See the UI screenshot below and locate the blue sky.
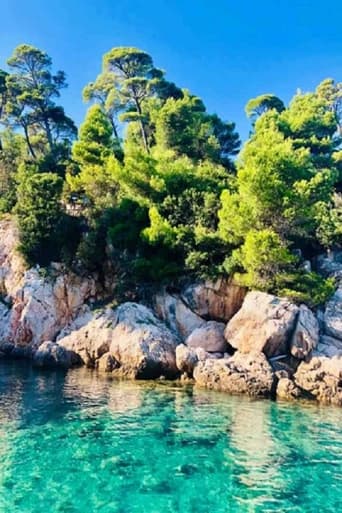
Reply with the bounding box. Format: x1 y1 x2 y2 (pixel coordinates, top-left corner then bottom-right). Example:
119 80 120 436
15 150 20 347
1 0 341 141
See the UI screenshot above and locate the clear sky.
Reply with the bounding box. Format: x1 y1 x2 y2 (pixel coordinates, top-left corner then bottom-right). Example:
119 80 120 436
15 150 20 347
1 0 341 141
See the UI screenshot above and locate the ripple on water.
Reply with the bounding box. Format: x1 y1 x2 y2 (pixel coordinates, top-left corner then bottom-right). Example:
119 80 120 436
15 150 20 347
0 360 341 513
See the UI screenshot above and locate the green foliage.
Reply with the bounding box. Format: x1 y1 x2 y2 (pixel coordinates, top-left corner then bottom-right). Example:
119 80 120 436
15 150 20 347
245 94 285 123
5 44 76 163
1 43 339 307
276 272 335 308
223 229 296 290
66 105 118 213
15 172 64 265
153 91 239 167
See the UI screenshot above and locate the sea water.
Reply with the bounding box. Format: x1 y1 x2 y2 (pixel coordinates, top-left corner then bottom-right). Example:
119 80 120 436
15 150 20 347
0 360 341 513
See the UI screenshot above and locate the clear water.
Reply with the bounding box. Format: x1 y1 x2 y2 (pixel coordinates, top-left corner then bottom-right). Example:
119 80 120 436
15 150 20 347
0 360 341 513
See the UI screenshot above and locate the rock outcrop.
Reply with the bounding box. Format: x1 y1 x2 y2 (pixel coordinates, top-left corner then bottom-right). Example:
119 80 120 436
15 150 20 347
185 321 228 353
225 291 299 357
194 351 276 397
33 341 78 369
276 378 303 400
153 291 204 339
180 278 246 322
58 308 116 366
59 303 180 379
109 303 180 379
176 344 198 376
294 356 342 406
154 278 246 339
290 305 319 360
0 218 98 352
0 217 26 297
1 268 96 350
324 288 342 341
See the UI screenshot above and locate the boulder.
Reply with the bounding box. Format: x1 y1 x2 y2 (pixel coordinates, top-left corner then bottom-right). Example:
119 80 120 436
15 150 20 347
96 352 118 372
294 356 342 406
154 278 246 340
290 305 319 360
225 291 299 357
276 378 302 400
185 321 228 353
109 303 180 379
324 288 342 341
32 341 77 369
59 303 180 379
176 344 198 376
194 351 276 397
58 308 117 366
154 291 205 339
181 277 246 322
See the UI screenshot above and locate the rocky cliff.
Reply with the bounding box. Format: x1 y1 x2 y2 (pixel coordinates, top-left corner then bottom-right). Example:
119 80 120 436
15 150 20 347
0 217 341 406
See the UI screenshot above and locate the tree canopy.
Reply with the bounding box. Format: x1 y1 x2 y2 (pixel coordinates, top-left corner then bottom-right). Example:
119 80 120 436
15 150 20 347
0 43 340 306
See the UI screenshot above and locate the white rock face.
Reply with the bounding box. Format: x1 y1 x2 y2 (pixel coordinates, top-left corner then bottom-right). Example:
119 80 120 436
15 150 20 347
3 268 96 350
0 217 97 351
225 291 299 357
185 321 228 353
59 303 180 379
290 305 319 360
0 217 26 297
154 278 246 340
154 291 205 339
58 308 117 366
181 278 246 322
324 288 342 341
109 303 180 379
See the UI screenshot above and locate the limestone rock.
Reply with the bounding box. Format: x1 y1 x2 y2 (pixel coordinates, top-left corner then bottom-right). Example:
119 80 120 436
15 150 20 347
59 303 180 379
181 277 246 322
96 352 118 372
324 288 342 341
58 308 117 366
290 305 319 360
225 291 299 357
154 291 205 339
194 351 276 397
0 217 26 298
185 321 228 353
109 303 180 379
276 378 302 400
294 356 342 406
32 341 77 369
176 344 198 376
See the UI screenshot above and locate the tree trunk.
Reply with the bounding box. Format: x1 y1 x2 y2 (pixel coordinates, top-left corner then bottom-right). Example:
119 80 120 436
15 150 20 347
134 99 149 152
23 124 36 159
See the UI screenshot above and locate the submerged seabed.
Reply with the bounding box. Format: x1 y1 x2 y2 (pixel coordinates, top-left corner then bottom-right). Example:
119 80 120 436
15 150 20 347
0 360 341 513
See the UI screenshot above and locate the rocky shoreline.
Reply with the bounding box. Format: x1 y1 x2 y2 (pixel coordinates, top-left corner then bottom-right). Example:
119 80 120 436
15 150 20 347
1 218 341 406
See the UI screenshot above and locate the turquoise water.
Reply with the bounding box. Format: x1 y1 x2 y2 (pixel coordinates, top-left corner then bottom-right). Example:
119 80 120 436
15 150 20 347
0 361 341 513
